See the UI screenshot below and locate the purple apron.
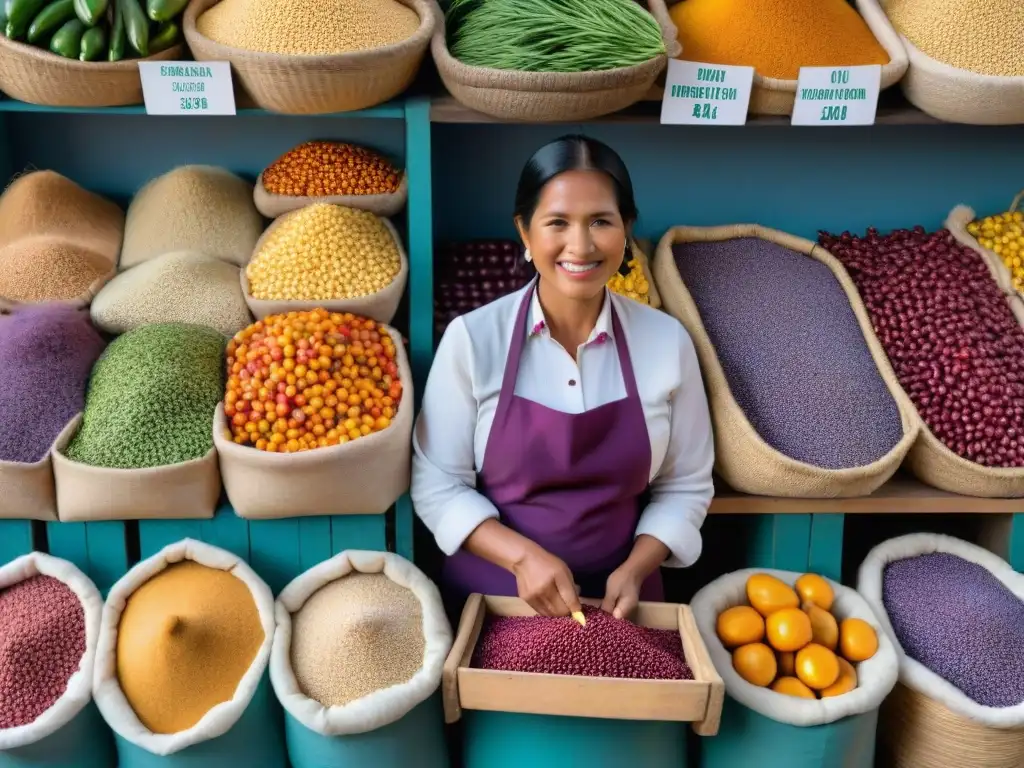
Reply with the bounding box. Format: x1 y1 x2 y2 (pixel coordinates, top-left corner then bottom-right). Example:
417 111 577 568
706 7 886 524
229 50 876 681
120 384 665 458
443 283 664 604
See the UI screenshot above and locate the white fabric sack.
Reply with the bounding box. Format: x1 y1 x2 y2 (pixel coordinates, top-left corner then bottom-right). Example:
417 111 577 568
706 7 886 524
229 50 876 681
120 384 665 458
0 552 104 750
857 533 1024 729
691 567 899 727
270 550 452 736
92 538 276 756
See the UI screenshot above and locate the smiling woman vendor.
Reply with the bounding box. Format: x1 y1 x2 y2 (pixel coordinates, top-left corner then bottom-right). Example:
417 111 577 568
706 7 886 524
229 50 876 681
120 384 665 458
412 136 715 621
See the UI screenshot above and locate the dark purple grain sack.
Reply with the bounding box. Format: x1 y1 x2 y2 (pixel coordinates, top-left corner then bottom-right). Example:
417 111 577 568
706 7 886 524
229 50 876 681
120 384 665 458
0 305 106 464
673 238 903 469
0 575 86 729
472 605 693 680
883 552 1024 708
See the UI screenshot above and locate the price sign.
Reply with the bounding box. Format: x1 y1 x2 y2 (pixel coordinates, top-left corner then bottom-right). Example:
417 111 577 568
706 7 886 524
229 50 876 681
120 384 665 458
138 61 237 116
791 65 881 126
660 59 754 126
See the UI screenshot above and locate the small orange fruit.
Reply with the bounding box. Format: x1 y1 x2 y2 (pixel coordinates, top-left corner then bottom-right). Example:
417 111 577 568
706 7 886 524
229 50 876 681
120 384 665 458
804 602 839 651
746 573 800 617
839 618 879 662
766 608 812 652
777 651 796 677
771 676 816 699
716 605 765 648
795 573 834 611
732 643 777 687
821 658 858 698
795 643 841 690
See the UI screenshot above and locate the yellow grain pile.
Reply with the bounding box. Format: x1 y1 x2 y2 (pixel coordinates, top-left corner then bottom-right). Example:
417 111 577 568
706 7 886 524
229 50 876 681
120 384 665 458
884 0 1023 76
291 573 424 707
116 561 264 734
0 240 107 302
196 0 420 56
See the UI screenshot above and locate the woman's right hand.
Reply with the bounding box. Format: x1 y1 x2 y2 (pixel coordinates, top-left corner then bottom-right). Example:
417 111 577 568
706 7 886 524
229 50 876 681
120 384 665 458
511 543 582 618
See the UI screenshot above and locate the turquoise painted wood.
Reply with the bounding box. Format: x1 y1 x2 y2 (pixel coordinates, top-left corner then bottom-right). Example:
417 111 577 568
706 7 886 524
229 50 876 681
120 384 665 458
749 514 812 572
45 521 128 595
283 696 448 768
137 506 251 561
808 514 845 582
463 711 687 768
1009 514 1024 572
700 695 879 768
0 520 34 565
0 702 115 768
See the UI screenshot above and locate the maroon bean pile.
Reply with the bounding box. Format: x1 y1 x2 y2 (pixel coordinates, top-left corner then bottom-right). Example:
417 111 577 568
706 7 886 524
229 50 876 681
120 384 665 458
820 227 1024 468
673 237 904 469
472 605 693 680
0 575 86 729
883 551 1024 707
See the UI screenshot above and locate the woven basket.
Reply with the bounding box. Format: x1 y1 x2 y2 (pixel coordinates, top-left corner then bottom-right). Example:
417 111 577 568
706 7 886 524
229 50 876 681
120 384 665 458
433 0 680 122
653 224 920 498
254 171 408 219
184 0 434 114
0 36 184 107
946 199 1024 302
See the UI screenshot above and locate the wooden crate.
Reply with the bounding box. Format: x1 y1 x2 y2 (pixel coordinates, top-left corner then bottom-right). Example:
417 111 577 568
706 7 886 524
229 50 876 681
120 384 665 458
443 594 724 735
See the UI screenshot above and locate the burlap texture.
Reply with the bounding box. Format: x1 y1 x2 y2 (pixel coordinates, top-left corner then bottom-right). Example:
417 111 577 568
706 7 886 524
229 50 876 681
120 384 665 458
214 325 412 519
52 415 220 521
243 213 408 324
254 172 408 219
653 223 920 498
630 239 661 309
0 417 78 521
946 202 1024 302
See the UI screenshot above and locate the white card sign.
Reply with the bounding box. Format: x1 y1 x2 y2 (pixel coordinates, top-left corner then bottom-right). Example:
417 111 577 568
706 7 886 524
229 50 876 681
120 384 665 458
660 59 754 126
138 61 237 116
791 65 881 126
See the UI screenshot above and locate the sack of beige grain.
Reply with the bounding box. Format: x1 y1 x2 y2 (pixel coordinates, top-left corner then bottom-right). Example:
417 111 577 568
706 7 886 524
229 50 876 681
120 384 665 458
93 539 286 767
0 552 114 768
269 551 451 768
90 250 253 337
120 166 264 270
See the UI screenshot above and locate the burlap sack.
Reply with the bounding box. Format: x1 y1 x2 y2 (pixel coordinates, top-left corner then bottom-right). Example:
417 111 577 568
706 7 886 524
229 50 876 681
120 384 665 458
653 224 920 497
946 201 1024 301
52 415 220 522
214 325 413 519
243 213 408 325
629 239 661 309
0 417 78 521
254 172 408 219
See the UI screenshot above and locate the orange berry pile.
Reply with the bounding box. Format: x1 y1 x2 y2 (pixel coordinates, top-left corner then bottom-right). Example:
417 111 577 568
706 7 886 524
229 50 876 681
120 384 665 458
261 141 402 198
224 310 402 453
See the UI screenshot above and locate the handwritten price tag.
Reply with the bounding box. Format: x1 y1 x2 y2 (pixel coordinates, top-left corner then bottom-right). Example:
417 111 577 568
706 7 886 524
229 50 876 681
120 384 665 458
138 61 237 116
660 59 754 126
791 65 881 126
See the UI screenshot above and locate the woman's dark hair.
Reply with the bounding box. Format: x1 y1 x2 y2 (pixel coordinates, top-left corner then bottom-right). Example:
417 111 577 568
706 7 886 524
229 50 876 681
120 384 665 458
513 135 639 226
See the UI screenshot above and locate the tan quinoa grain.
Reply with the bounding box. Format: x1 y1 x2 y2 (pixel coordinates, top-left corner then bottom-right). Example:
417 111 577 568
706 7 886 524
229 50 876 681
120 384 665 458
196 0 420 56
0 239 107 302
291 573 424 707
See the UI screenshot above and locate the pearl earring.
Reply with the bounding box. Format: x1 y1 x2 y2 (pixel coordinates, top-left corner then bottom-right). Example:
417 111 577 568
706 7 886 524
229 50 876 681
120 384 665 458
524 248 532 263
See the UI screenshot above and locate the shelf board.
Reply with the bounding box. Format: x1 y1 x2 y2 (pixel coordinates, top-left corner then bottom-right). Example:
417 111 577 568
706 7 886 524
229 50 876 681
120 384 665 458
709 476 1022 515
0 98 406 119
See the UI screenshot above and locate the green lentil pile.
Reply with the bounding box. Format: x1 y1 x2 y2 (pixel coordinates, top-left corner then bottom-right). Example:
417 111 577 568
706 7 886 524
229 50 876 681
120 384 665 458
66 324 225 469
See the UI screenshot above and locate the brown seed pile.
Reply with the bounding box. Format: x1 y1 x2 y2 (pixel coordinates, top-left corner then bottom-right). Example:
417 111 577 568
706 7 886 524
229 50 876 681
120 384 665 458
0 239 107 302
263 142 402 198
0 575 86 729
473 605 693 680
291 573 425 707
197 0 420 56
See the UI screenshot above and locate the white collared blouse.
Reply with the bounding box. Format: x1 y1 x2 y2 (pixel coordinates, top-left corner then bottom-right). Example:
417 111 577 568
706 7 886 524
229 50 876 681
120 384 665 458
411 283 715 569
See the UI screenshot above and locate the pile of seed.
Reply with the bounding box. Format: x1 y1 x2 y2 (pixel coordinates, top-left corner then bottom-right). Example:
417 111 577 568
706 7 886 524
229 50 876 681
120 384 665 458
197 0 420 56
0 575 86 729
0 240 108 303
291 573 425 706
885 0 1023 77
473 605 692 680
91 250 252 337
673 238 904 469
0 306 106 464
121 166 263 270
883 552 1024 707
262 142 402 198
65 324 225 469
117 561 264 734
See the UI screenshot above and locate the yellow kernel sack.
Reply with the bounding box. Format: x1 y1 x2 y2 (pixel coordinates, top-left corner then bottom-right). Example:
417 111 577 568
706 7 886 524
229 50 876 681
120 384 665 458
946 199 1024 306
608 240 661 308
213 325 413 519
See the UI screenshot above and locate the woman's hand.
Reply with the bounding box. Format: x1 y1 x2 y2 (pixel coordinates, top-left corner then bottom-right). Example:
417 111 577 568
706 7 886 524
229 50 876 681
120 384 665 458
512 544 582 618
601 534 671 619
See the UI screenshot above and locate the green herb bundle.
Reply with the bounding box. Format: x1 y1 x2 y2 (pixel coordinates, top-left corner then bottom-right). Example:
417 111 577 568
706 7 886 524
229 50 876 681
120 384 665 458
446 0 666 73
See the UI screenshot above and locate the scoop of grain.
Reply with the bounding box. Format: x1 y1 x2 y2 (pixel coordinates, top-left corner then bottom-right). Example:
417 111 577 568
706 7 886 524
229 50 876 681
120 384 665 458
0 305 106 464
246 203 401 301
121 166 263 269
0 170 124 261
91 250 252 337
291 572 424 707
0 239 109 304
65 323 225 470
196 0 420 56
116 561 263 734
